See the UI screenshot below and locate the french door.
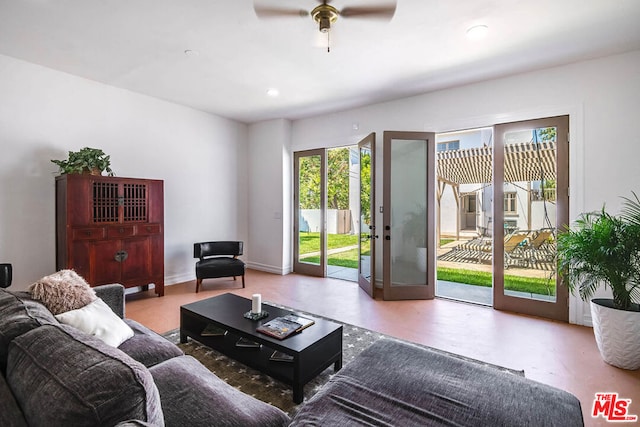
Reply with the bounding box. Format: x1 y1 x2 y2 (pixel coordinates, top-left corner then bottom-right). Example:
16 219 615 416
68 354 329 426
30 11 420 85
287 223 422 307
293 149 326 277
492 116 569 321
358 133 376 296
382 131 436 300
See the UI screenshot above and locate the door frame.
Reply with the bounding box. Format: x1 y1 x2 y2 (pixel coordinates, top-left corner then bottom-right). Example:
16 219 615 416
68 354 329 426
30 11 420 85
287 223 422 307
492 115 569 321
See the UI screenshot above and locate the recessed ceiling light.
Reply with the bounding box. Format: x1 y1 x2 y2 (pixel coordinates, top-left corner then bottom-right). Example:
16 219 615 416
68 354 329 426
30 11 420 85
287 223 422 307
184 49 200 57
466 24 489 40
266 88 280 97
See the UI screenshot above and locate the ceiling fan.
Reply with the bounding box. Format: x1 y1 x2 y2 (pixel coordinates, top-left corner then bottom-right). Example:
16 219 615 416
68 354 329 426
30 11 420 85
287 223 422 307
254 0 396 50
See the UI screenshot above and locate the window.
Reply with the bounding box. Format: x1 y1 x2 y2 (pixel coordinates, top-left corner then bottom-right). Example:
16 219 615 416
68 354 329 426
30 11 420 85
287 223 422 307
504 192 517 214
436 140 460 152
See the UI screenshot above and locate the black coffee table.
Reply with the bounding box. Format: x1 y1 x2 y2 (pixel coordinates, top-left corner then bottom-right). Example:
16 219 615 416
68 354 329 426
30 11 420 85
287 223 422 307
180 293 343 403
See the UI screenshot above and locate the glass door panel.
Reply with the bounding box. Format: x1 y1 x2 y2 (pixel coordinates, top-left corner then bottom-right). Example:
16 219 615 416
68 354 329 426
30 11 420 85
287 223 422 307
493 116 569 321
358 133 375 296
435 128 494 305
325 146 359 282
382 131 435 300
294 149 325 277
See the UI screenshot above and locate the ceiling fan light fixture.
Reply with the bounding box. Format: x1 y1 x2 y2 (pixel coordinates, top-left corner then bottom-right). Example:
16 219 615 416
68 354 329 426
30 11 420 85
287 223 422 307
311 4 339 33
319 17 331 33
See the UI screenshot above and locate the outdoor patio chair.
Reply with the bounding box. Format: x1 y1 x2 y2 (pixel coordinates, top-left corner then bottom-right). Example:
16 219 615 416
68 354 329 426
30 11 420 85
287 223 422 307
525 228 555 266
446 229 529 267
503 230 529 268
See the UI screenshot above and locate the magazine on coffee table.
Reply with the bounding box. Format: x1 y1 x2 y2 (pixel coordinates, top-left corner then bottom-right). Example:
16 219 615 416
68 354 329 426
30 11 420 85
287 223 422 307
257 314 315 340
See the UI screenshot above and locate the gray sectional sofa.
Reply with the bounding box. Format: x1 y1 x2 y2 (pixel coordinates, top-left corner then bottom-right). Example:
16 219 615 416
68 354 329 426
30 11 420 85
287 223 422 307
1 283 585 427
0 284 289 427
291 339 585 426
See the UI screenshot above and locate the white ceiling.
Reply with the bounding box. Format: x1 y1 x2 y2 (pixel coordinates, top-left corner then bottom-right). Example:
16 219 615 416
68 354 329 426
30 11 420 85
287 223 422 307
1 0 639 124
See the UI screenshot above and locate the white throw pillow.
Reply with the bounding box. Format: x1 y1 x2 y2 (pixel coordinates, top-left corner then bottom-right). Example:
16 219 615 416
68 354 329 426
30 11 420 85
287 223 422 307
55 298 134 347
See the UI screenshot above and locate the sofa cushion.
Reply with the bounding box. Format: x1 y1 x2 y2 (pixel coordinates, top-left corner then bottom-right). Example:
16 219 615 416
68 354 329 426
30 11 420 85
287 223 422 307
0 373 27 427
6 324 164 427
29 269 96 315
0 288 58 373
55 298 134 347
118 319 184 367
150 355 290 427
290 339 584 426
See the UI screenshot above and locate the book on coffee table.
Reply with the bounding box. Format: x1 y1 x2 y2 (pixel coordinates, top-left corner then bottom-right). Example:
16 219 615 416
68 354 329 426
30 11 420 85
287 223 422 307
269 350 294 363
235 337 261 348
257 314 315 340
200 324 227 336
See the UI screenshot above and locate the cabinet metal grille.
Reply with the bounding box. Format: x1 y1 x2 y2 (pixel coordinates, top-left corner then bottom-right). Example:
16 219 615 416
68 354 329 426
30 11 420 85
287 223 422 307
122 183 147 222
92 182 119 223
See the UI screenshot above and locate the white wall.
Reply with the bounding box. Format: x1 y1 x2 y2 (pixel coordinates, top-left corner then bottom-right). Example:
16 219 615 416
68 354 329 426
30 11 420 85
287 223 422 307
247 119 292 274
0 54 249 290
276 49 640 326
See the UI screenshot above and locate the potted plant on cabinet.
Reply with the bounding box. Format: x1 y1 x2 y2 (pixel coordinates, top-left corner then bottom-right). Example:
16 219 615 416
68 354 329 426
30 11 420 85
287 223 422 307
403 205 427 272
556 199 640 370
51 147 114 176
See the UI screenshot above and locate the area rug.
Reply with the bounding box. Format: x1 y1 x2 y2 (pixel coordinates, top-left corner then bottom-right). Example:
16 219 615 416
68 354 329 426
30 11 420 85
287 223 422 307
162 306 524 417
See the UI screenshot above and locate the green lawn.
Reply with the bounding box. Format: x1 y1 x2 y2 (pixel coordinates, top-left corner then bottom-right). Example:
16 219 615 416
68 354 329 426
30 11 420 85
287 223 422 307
299 232 358 254
306 248 360 268
301 233 453 253
299 232 555 296
437 267 555 296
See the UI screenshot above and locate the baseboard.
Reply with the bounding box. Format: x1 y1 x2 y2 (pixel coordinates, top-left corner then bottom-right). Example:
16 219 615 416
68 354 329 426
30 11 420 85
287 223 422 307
164 272 194 286
246 261 290 275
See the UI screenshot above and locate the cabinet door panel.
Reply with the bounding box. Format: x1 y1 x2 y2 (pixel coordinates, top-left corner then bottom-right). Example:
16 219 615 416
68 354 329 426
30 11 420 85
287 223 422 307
70 241 92 280
121 238 152 284
89 240 122 285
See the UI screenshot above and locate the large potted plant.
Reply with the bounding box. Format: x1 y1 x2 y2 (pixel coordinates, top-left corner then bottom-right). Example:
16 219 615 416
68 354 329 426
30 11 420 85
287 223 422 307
51 147 114 176
557 200 640 370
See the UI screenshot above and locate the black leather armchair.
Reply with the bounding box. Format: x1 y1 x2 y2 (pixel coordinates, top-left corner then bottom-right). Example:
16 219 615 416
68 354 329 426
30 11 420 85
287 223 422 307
193 241 245 293
0 263 11 288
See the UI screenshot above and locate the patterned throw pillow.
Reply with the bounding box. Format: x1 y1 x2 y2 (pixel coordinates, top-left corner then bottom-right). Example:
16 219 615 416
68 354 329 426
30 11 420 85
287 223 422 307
28 269 96 315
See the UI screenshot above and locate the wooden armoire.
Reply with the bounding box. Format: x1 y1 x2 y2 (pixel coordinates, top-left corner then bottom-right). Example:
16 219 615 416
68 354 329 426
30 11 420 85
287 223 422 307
55 174 164 296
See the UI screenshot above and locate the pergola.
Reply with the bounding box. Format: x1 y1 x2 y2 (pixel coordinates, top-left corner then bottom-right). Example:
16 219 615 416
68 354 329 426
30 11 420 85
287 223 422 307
436 141 557 239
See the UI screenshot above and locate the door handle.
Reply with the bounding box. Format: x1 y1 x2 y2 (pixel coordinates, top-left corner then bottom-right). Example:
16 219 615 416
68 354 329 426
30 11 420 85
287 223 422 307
114 250 128 262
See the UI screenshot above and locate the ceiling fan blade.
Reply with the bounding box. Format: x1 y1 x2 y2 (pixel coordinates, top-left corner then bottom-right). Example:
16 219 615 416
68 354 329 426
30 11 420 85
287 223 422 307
254 6 308 18
340 4 396 20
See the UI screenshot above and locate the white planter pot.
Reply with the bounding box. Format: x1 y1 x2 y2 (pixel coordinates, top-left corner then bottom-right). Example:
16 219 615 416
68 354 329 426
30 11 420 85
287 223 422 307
416 247 427 273
590 299 640 370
